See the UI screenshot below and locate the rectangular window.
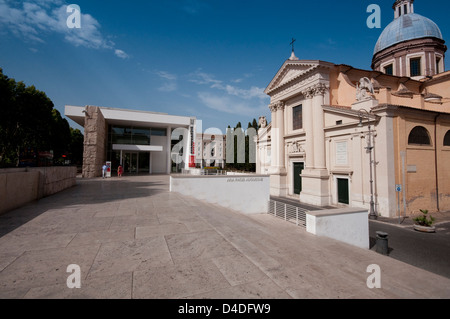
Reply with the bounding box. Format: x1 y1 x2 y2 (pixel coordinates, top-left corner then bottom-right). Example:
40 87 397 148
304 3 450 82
131 128 151 145
384 64 393 75
150 128 167 136
292 105 303 130
436 58 441 74
410 58 421 77
404 4 408 14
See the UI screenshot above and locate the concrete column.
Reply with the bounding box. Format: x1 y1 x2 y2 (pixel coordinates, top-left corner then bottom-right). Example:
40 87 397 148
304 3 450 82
313 84 327 169
303 90 314 169
166 126 172 174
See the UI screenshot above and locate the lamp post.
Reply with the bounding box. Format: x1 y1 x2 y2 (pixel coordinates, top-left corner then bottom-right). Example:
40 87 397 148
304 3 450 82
358 109 378 220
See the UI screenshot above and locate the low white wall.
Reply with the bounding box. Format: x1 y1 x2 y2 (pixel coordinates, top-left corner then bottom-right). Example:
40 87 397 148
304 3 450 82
306 208 369 249
170 175 270 214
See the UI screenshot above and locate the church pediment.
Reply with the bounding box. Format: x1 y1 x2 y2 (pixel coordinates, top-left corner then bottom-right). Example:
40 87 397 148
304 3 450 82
264 60 334 96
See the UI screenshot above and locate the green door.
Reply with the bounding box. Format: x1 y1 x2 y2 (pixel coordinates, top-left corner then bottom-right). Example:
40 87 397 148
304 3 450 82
293 162 304 195
337 178 349 204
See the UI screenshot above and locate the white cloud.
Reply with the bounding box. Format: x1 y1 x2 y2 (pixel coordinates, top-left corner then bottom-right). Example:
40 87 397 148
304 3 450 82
189 69 266 100
158 82 177 92
198 92 267 117
115 49 129 59
189 69 268 118
224 85 267 100
156 71 177 81
189 70 222 87
155 70 177 92
0 0 126 58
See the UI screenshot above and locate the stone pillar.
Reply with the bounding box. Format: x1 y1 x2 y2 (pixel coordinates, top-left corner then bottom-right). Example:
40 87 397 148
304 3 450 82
268 101 287 196
303 90 314 169
82 106 106 178
312 84 327 170
299 84 330 206
269 103 278 169
276 101 286 173
167 126 172 174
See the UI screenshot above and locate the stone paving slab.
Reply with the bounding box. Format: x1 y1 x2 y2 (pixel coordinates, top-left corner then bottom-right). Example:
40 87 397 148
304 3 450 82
0 175 449 299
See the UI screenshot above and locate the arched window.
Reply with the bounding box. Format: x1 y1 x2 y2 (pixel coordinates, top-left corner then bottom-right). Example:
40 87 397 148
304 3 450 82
408 126 431 145
444 131 450 146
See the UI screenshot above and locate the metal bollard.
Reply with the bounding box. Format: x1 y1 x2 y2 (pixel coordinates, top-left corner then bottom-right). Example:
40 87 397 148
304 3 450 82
376 231 389 255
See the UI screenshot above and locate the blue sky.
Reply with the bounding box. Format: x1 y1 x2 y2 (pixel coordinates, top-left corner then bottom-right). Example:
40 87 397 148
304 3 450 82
1 0 449 133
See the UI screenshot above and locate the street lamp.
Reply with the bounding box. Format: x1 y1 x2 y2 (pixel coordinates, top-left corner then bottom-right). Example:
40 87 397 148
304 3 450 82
358 109 378 220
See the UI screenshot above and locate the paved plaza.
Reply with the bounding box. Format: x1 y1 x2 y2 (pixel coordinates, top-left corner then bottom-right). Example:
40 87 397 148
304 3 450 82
0 175 449 299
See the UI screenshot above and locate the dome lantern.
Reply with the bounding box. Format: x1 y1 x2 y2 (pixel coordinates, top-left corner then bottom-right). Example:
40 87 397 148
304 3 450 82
394 0 414 19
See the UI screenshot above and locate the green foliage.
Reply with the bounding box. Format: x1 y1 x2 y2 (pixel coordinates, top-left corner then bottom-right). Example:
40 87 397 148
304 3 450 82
0 68 78 167
413 209 435 227
69 128 84 165
224 119 259 172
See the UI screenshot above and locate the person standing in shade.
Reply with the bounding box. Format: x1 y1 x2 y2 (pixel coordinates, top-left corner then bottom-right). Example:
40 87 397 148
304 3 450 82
102 163 108 179
118 165 123 178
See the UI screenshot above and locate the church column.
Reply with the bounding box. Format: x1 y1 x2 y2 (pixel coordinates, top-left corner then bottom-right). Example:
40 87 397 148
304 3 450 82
302 89 314 169
276 101 286 172
299 83 330 206
269 102 278 169
268 101 287 196
312 83 327 170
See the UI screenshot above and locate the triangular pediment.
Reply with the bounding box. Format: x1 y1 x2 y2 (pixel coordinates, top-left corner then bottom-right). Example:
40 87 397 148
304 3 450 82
265 60 335 96
265 61 320 95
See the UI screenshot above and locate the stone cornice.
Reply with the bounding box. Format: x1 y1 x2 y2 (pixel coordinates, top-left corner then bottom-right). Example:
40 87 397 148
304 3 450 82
265 60 334 96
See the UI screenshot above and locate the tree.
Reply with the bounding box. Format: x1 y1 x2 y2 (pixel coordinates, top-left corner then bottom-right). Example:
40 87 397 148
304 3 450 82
0 68 75 167
69 128 84 166
225 118 259 172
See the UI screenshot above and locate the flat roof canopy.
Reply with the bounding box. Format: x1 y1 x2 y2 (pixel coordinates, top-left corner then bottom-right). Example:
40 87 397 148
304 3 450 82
112 144 163 152
65 105 194 128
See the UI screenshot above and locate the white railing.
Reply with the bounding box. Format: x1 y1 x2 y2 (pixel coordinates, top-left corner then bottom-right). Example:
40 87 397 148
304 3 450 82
268 200 309 228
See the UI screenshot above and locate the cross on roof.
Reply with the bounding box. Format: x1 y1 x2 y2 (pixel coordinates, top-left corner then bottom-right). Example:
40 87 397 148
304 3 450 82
290 38 296 53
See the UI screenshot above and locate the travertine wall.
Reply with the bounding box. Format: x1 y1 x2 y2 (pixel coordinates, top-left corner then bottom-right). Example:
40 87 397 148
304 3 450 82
82 106 106 178
170 175 270 214
0 166 77 215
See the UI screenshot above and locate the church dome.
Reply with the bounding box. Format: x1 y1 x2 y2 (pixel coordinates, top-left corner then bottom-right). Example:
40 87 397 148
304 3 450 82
374 13 444 55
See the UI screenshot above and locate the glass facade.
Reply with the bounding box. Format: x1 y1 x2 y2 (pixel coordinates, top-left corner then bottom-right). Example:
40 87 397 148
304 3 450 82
109 126 167 146
106 125 167 174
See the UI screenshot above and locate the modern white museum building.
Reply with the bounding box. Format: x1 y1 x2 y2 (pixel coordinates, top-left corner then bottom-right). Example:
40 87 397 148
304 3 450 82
65 105 197 178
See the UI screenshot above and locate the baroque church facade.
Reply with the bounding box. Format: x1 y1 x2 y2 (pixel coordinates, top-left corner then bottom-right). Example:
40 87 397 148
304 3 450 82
256 0 450 218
